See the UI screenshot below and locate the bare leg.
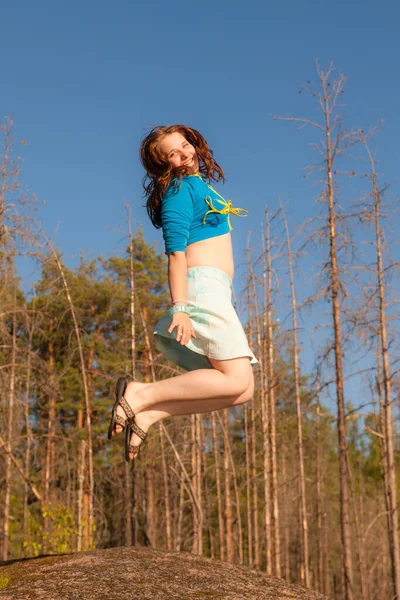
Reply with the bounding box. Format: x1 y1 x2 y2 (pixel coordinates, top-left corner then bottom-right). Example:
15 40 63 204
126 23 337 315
128 357 252 411
113 357 254 459
111 377 253 435
129 366 254 447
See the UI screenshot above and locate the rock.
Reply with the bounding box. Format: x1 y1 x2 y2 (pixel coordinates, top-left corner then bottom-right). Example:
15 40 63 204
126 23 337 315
0 546 330 600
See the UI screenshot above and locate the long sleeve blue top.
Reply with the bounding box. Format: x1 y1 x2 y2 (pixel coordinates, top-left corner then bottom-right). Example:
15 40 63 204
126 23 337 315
161 174 247 254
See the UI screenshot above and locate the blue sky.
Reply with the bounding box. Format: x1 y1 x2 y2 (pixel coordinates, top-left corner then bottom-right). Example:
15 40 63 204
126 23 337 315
2 0 399 409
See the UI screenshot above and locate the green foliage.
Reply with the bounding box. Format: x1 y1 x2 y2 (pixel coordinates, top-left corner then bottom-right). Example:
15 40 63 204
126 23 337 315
23 503 78 556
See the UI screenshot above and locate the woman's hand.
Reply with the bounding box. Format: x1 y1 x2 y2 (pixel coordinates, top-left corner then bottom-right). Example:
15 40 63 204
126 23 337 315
168 312 196 345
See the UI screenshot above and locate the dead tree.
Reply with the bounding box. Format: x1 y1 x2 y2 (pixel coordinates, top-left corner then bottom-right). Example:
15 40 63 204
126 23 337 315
23 301 35 552
222 409 234 561
274 63 362 599
2 278 17 561
246 260 260 569
244 401 253 566
217 411 243 564
281 204 310 587
211 411 225 561
315 383 325 594
363 137 400 598
264 208 280 577
249 234 271 573
126 207 137 546
190 413 204 555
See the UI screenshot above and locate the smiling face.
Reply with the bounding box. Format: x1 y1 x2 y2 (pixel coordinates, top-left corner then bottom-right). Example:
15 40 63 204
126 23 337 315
158 131 200 174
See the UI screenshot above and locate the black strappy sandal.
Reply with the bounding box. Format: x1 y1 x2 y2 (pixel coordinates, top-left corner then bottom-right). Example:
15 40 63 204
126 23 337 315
125 420 147 462
108 376 147 461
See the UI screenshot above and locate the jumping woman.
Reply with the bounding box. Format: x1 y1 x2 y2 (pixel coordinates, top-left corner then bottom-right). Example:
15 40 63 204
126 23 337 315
108 125 258 460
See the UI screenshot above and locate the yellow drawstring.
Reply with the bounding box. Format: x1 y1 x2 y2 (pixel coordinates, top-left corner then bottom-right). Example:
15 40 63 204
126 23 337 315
188 174 248 231
202 196 248 231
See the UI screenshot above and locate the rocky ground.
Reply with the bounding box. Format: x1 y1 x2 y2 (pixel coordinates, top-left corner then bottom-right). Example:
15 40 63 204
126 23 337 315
0 546 331 600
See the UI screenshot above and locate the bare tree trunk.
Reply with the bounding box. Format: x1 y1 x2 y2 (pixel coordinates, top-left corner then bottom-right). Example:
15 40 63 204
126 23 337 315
191 414 199 554
217 411 243 564
211 411 225 561
251 385 260 569
2 279 17 561
316 391 324 593
246 269 260 570
281 205 309 586
23 308 34 554
376 343 393 564
348 464 367 600
323 507 330 598
145 465 156 547
358 475 369 600
127 214 137 546
223 409 234 562
43 327 57 553
46 325 56 507
281 67 358 600
196 414 203 555
163 423 203 543
244 403 253 566
159 424 172 550
175 427 187 551
274 66 360 598
261 230 273 575
364 138 400 598
201 419 215 559
282 448 290 582
322 71 353 598
265 208 280 577
140 304 157 549
124 462 133 546
249 235 271 574
81 342 95 551
77 439 86 552
127 209 137 380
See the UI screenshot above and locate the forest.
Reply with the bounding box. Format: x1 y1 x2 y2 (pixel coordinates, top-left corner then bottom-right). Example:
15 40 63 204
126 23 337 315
0 65 399 600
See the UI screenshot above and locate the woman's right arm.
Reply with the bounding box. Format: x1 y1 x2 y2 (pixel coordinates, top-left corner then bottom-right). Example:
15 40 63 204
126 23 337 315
161 179 196 345
167 251 188 304
167 252 196 346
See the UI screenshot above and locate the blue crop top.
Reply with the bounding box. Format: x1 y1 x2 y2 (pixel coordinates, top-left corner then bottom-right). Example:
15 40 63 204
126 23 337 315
161 174 248 254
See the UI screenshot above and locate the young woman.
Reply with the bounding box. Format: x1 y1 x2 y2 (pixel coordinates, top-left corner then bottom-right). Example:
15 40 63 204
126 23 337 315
108 125 258 460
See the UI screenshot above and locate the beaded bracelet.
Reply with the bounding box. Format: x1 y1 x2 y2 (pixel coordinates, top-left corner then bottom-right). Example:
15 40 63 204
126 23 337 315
168 305 190 317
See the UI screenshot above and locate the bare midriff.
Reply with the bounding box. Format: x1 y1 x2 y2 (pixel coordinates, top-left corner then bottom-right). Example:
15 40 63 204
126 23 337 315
185 232 234 280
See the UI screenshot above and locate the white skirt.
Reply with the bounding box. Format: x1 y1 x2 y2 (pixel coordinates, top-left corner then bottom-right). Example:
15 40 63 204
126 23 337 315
154 266 259 372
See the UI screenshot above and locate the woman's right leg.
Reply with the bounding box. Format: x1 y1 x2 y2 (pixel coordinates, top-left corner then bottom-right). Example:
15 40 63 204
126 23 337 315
113 357 254 436
118 368 254 452
116 357 254 459
138 363 254 424
127 356 252 414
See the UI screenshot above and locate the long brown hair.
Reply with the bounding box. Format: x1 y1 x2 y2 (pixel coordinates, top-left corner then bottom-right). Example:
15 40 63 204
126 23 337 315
139 125 225 228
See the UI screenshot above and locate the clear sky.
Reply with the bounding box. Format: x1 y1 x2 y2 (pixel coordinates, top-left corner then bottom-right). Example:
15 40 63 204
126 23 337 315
2 0 399 408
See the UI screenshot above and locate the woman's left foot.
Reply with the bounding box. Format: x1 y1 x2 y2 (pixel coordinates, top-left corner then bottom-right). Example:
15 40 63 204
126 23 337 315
125 412 154 460
110 379 156 460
